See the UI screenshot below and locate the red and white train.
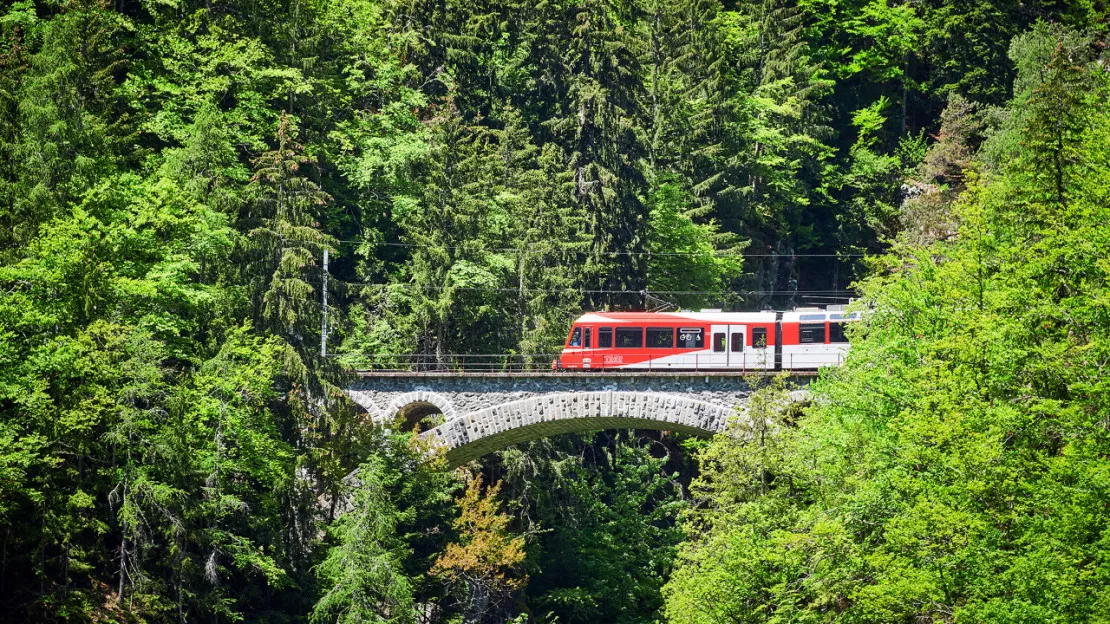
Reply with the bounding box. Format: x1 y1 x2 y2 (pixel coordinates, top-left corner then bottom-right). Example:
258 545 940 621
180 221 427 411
555 307 858 371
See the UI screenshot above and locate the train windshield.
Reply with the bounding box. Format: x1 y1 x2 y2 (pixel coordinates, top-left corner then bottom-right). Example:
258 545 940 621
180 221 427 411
568 327 582 347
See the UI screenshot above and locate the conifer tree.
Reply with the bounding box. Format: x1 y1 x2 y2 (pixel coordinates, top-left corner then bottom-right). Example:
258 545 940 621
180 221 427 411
1018 41 1097 213
901 93 983 244
394 99 510 361
496 106 589 355
555 0 650 307
13 0 131 242
716 0 835 305
312 456 417 624
649 0 726 177
246 112 336 354
0 8 31 255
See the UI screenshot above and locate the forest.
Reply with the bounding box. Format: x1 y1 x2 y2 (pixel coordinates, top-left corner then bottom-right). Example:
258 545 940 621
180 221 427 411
1 0 1109 622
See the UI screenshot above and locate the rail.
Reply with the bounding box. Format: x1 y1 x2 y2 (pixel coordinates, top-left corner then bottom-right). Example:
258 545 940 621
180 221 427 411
345 352 844 374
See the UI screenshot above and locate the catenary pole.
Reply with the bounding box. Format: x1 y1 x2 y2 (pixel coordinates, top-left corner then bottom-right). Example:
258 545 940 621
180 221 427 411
321 248 328 357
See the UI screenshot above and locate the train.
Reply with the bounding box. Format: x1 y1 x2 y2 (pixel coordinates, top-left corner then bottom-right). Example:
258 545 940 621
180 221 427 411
555 306 858 371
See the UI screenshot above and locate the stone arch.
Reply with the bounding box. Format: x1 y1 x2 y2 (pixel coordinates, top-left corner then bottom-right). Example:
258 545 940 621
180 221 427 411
421 391 745 467
385 391 458 429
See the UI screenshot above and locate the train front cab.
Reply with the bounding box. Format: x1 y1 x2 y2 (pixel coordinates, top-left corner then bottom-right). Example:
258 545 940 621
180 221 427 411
558 324 591 369
558 320 646 370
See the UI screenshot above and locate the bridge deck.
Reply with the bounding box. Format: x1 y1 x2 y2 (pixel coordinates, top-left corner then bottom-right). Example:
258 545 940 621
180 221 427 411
345 353 832 377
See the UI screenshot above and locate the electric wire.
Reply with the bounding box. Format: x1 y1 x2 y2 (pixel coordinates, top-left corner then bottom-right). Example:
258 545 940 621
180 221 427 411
298 276 855 298
327 239 868 258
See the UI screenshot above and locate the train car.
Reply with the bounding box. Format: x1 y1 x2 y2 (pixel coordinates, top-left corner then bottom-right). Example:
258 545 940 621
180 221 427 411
555 307 857 371
779 308 857 369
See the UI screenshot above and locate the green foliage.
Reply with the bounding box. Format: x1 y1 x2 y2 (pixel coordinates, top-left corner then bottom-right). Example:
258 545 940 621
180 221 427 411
646 175 744 308
663 29 1110 623
312 455 420 624
1 0 1109 621
246 112 335 345
13 0 132 241
495 432 691 624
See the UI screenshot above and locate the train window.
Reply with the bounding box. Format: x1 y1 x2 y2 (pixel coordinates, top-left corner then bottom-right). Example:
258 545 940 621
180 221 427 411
598 327 613 348
800 314 827 321
646 327 675 348
568 327 582 347
615 327 643 348
713 333 725 352
677 328 704 348
829 322 848 343
752 327 768 348
731 333 744 352
584 328 592 348
799 323 826 344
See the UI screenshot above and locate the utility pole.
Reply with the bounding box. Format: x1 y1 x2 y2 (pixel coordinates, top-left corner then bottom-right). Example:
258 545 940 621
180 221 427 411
321 248 328 357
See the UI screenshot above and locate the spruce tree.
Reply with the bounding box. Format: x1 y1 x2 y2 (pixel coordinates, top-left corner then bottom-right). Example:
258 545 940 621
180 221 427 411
394 99 510 362
1018 41 1097 213
555 0 649 308
497 106 588 355
716 0 835 306
245 112 336 354
0 9 31 256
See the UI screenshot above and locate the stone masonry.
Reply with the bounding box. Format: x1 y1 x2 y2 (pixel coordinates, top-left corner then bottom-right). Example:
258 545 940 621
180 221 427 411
346 373 809 466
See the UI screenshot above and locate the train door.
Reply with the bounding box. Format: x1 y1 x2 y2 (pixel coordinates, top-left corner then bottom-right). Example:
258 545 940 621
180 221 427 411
580 325 593 368
708 325 727 369
709 324 747 369
726 325 747 369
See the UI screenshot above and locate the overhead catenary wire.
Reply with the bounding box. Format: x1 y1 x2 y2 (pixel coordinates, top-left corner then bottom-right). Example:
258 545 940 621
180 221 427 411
327 239 868 258
298 272 857 298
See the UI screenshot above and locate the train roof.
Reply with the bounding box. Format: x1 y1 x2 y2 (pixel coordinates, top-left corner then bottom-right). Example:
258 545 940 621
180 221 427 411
573 311 778 324
572 309 861 325
781 310 861 322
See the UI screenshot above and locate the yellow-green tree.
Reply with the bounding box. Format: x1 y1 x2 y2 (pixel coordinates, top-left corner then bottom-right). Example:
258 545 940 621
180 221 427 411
433 475 527 623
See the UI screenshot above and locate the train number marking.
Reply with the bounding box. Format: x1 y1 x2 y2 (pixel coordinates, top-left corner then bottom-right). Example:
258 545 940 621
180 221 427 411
603 355 624 364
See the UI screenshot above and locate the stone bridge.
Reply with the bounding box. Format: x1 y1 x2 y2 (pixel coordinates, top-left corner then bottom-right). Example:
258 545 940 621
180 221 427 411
345 373 812 466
